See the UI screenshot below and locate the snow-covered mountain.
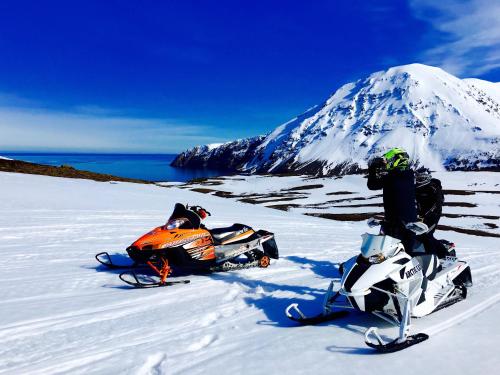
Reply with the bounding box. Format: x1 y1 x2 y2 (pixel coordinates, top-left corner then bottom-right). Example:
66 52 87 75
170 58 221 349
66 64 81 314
171 135 265 170
172 64 500 175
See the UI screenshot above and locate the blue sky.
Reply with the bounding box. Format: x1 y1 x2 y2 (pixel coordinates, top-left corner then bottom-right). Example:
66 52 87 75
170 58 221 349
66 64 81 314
0 0 499 153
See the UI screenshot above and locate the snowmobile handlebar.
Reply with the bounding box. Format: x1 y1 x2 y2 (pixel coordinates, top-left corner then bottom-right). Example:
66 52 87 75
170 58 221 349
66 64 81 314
367 217 429 235
405 221 429 235
188 205 211 219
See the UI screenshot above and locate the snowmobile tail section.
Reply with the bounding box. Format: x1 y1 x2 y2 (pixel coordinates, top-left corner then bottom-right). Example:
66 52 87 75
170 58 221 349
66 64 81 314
258 230 279 259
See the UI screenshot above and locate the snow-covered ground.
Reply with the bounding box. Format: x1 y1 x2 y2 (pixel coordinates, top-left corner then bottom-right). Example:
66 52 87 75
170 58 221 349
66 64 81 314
1 172 499 374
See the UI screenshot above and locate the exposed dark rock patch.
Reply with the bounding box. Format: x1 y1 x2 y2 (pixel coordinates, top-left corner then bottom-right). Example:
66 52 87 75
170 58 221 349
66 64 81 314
190 188 216 194
334 203 384 208
326 191 356 195
268 204 302 211
437 224 500 238
238 196 305 205
302 195 382 209
305 212 382 221
189 188 238 198
443 189 500 195
443 189 476 196
282 184 324 191
213 191 238 198
443 202 477 208
186 177 225 186
442 213 499 220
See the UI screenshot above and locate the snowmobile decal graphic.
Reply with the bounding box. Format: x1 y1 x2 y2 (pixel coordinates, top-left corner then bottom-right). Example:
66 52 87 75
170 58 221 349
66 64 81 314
405 264 422 278
160 233 210 249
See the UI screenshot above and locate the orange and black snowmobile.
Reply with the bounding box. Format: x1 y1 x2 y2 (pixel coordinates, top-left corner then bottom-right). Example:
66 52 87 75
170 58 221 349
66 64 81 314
96 203 279 287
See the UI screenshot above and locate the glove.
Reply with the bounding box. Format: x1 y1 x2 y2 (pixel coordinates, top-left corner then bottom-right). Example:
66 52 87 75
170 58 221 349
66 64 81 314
368 156 386 170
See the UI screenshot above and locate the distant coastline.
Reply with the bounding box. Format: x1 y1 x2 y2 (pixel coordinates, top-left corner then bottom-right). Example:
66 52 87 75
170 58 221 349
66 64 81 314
0 157 151 184
0 152 230 182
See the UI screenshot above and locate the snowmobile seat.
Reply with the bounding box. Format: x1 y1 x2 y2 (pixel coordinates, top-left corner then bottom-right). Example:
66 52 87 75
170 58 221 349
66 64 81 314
209 223 250 244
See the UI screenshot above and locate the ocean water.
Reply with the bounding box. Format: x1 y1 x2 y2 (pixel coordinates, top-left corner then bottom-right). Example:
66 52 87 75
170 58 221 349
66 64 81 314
1 153 230 182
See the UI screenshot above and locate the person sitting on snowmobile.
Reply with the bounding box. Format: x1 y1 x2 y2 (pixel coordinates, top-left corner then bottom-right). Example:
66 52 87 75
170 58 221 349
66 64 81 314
367 148 418 254
367 148 450 258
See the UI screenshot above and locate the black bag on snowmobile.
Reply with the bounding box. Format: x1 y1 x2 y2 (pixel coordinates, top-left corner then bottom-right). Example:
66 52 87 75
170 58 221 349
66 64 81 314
415 176 444 233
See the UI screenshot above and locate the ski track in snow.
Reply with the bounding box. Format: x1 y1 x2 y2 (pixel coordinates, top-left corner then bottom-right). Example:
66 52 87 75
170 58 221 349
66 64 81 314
0 172 499 374
137 353 168 375
424 291 500 337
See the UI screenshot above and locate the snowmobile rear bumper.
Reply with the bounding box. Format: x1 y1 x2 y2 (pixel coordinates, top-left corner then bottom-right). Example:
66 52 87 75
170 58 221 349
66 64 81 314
259 231 279 259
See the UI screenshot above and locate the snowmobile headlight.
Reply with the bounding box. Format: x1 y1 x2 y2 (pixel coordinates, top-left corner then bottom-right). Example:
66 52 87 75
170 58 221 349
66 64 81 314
366 253 386 264
166 218 188 230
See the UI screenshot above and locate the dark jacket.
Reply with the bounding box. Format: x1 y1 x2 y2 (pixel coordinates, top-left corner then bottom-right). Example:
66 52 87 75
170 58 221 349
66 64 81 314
367 163 445 255
368 164 418 224
368 166 417 252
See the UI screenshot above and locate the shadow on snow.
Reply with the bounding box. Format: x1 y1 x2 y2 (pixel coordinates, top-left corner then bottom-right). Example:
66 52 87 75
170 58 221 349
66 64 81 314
88 252 393 353
208 255 392 354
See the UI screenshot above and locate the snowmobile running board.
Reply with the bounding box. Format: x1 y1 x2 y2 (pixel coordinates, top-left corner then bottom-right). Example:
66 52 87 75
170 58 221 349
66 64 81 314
95 252 137 269
210 258 262 272
364 327 429 353
119 271 190 288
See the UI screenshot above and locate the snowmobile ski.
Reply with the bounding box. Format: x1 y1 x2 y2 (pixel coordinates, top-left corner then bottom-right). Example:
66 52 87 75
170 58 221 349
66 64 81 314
95 252 136 269
286 284 349 325
364 327 429 353
285 299 349 325
286 307 348 325
118 271 190 288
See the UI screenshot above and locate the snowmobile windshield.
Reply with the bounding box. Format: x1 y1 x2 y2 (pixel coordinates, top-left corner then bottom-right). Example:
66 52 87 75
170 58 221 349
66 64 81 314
168 203 201 229
360 233 400 263
166 218 189 230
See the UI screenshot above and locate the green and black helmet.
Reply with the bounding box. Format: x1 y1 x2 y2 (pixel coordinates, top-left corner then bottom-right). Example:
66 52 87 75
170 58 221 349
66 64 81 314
383 147 410 171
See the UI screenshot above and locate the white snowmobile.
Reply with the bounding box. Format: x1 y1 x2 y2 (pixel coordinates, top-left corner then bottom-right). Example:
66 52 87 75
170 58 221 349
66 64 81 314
285 219 472 353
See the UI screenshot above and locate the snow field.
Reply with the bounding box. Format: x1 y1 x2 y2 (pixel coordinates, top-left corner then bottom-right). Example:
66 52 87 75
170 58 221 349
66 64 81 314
0 172 499 374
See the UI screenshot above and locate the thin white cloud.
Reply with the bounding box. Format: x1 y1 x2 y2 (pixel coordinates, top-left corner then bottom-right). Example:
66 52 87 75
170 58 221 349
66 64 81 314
410 0 500 76
0 103 223 153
